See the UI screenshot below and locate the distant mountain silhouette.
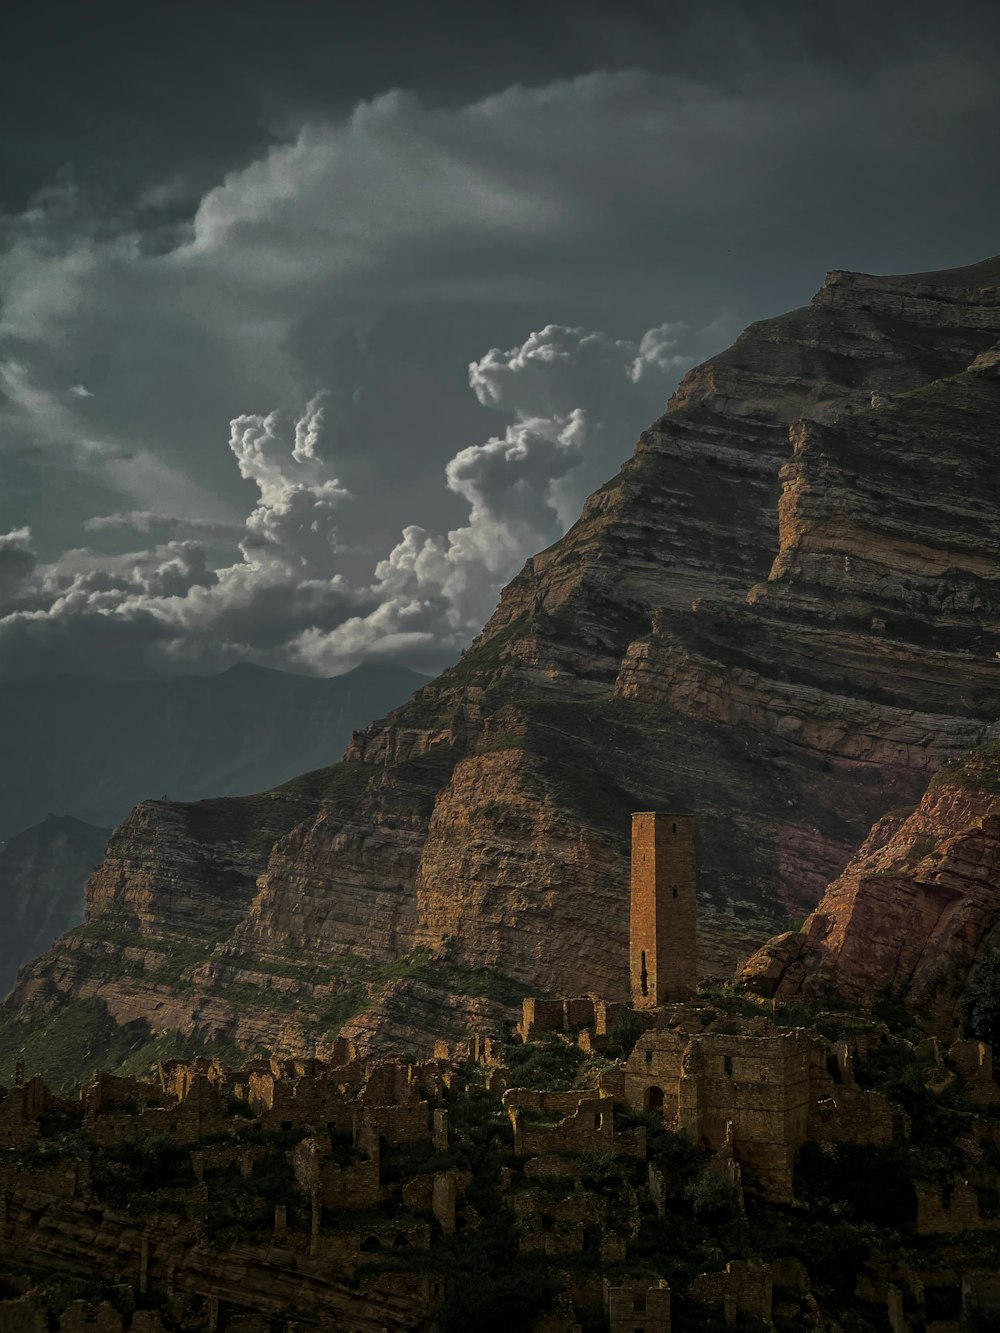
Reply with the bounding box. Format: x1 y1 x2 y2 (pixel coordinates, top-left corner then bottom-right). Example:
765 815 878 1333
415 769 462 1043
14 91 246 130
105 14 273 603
0 662 426 841
0 814 111 997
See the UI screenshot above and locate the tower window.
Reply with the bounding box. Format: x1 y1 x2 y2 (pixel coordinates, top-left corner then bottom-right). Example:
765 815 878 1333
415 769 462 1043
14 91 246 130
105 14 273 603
640 950 648 998
672 888 678 899
723 1055 733 1076
671 822 677 833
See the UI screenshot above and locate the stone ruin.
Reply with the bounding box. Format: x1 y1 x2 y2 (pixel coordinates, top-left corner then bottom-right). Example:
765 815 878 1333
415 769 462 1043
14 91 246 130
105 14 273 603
1 811 999 1330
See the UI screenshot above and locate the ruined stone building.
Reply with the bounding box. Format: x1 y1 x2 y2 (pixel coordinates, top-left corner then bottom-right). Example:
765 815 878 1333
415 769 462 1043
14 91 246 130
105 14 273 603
620 1024 900 1198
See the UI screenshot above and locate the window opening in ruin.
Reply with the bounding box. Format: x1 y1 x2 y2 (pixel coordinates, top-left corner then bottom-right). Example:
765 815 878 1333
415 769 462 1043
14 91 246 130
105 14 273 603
594 1113 603 1129
672 887 678 898
393 1234 410 1247
826 1053 843 1085
640 951 648 997
723 1055 733 1076
645 1049 653 1065
361 1235 382 1252
645 1085 664 1111
671 822 677 833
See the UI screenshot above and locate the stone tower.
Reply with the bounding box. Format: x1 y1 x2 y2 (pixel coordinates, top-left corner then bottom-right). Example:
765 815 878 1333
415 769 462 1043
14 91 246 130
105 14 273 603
630 813 697 1008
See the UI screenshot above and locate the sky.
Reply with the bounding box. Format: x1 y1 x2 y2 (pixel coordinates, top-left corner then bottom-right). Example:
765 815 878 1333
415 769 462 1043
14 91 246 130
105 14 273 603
1 0 998 680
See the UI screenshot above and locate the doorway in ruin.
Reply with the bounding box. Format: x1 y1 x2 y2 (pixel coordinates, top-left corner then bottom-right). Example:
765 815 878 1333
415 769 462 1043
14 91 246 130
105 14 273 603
644 1085 665 1111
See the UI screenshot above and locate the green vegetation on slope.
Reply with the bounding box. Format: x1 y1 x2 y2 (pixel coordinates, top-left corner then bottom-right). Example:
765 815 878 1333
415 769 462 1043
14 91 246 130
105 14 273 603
0 946 529 1092
930 739 1000 795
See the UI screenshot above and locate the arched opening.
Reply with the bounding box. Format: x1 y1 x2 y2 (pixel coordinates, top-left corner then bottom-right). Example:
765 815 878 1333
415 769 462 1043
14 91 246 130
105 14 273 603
644 1085 665 1112
360 1235 382 1252
392 1234 410 1248
640 950 649 998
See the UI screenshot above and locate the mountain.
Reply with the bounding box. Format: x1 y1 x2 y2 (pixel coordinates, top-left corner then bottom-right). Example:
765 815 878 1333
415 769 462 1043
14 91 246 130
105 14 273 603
0 661 428 841
2 257 999 1083
0 814 111 997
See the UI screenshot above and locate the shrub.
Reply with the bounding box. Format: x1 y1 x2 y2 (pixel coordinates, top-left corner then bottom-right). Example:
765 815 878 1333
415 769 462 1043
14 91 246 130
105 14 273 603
576 1149 632 1190
795 1141 917 1228
505 1033 585 1091
962 949 1000 1045
604 1010 644 1060
683 1169 737 1224
437 1208 562 1333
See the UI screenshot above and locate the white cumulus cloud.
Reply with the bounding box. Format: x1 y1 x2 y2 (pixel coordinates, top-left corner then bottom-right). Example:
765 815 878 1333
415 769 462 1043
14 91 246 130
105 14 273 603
0 315 713 677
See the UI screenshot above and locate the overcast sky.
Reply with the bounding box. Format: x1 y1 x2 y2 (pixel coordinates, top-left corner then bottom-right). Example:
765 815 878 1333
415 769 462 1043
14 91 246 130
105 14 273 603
1 0 998 679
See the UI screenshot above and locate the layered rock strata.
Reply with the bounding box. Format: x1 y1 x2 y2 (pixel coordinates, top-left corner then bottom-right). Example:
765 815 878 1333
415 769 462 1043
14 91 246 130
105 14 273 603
740 741 1000 1036
4 257 1000 1067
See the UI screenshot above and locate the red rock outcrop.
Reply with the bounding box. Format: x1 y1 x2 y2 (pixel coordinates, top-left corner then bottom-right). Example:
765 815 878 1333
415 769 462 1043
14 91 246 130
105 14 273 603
740 741 1000 1035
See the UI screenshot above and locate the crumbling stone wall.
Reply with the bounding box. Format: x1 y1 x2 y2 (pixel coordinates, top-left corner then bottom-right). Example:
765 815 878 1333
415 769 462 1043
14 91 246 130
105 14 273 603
519 997 601 1041
293 1136 381 1210
360 1101 430 1144
677 1030 814 1199
692 1260 773 1325
623 1029 689 1117
312 1221 431 1272
915 1179 1000 1234
604 1276 671 1332
505 1092 617 1156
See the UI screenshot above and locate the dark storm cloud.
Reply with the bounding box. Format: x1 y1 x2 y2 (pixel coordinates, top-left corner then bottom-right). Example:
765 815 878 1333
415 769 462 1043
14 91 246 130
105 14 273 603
4 1 998 210
0 4 997 677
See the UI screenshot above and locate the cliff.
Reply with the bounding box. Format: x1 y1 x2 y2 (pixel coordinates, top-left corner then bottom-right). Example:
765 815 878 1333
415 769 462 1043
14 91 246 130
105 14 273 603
3 256 1000 1074
740 740 1000 1036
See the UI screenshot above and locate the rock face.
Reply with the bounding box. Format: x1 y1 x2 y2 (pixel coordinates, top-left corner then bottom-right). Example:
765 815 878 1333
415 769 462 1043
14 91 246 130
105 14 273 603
4 256 1000 1070
0 816 110 998
740 742 1000 1037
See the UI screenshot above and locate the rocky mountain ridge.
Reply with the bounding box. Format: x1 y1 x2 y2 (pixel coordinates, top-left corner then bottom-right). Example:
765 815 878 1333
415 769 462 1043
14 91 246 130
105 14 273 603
0 815 110 998
740 740 1000 1037
2 255 999 1076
